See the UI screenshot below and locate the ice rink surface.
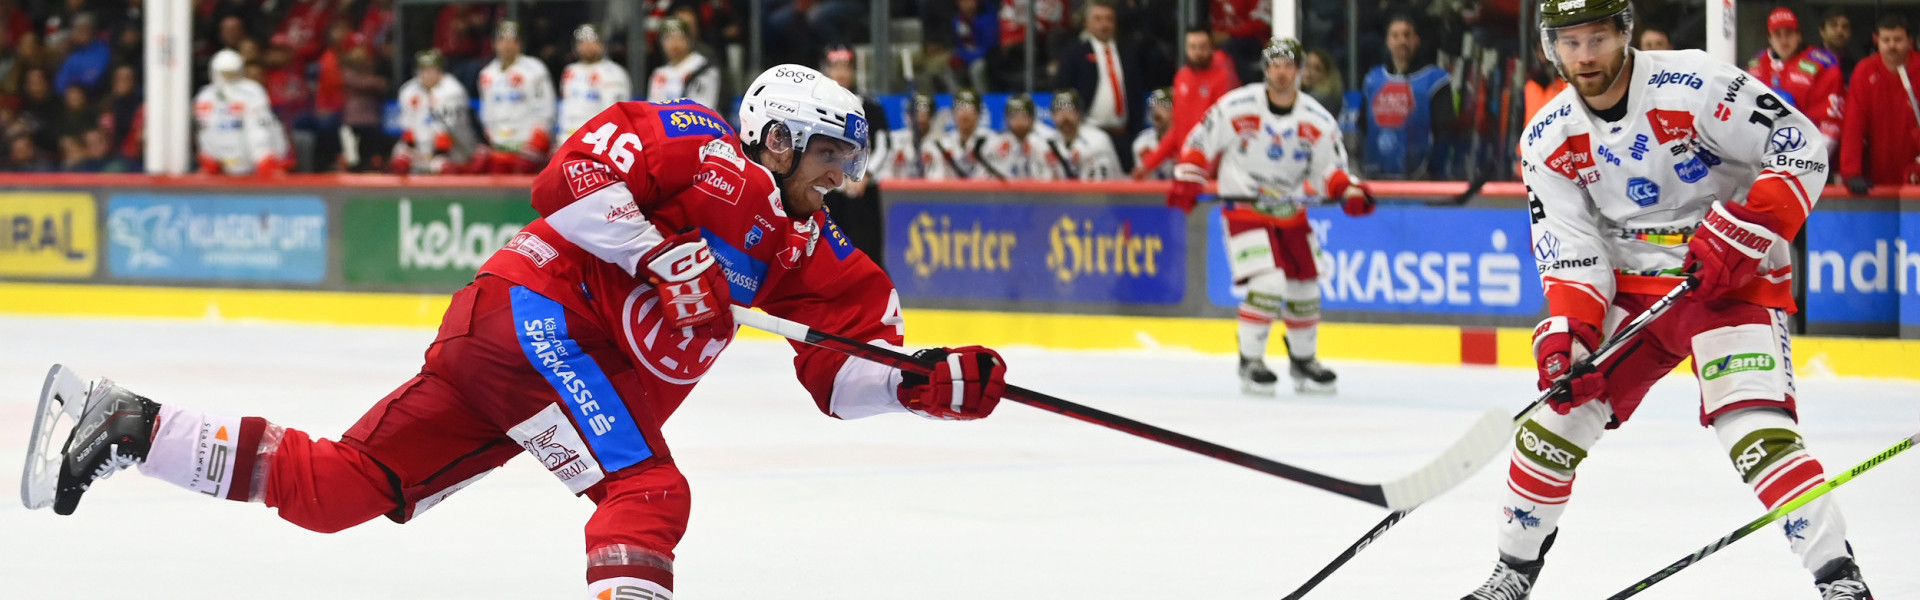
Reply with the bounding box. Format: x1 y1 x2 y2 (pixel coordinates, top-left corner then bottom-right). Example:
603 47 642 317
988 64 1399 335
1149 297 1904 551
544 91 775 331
0 315 1915 599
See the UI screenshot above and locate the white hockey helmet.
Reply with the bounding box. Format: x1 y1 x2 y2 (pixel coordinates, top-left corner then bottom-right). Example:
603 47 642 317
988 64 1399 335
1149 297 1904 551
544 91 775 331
737 64 871 181
210 49 244 80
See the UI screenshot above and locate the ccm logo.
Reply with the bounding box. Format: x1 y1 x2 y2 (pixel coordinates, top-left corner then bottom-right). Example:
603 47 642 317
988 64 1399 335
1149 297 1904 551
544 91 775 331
669 246 714 276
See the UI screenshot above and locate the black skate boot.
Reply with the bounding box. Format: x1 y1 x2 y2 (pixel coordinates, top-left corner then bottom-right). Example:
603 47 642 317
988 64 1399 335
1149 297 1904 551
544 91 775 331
1463 531 1554 600
1238 357 1278 396
1815 557 1873 600
1288 356 1338 394
52 378 160 515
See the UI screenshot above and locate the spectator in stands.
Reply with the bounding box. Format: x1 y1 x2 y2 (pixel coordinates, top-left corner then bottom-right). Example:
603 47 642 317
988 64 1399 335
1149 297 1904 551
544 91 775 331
20 67 57 149
103 64 138 149
1132 26 1236 180
1301 47 1343 114
310 18 353 172
6 134 52 171
1749 7 1843 151
194 49 288 176
1048 88 1123 180
391 49 477 174
55 13 108 93
1841 15 1920 195
433 2 491 91
820 45 890 269
1361 13 1456 180
259 45 312 135
1637 26 1674 50
217 15 247 53
557 24 629 141
356 0 394 58
1132 87 1173 180
0 1 30 53
3 32 49 96
876 92 932 181
678 0 740 67
108 10 139 69
949 0 997 93
1056 0 1146 169
339 41 390 172
477 20 554 174
73 126 131 172
1818 8 1858 82
987 0 1069 91
646 16 719 110
56 83 94 140
922 87 995 180
272 0 334 73
1211 0 1271 85
768 0 862 48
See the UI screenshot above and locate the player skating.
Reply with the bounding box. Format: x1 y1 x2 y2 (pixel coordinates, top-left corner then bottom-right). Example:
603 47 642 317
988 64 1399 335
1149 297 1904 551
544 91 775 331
24 65 1011 599
1168 37 1376 396
1464 1 1870 598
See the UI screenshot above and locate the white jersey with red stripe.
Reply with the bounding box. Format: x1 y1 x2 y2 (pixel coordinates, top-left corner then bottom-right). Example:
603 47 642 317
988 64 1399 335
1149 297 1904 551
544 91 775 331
1175 84 1355 203
479 55 557 153
1519 49 1824 327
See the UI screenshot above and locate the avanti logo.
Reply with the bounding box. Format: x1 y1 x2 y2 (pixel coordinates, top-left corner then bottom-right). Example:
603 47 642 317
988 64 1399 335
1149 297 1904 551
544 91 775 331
1702 353 1776 380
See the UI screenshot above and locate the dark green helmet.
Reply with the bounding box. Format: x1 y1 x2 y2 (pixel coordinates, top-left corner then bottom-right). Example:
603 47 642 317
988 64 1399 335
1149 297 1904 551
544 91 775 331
952 88 982 109
1539 0 1634 62
1147 87 1173 111
1006 93 1035 116
1262 37 1303 65
1052 89 1083 114
911 92 936 116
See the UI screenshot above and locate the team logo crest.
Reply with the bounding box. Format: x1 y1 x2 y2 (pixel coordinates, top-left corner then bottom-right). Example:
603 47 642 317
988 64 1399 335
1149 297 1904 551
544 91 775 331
1627 177 1661 207
1505 506 1542 529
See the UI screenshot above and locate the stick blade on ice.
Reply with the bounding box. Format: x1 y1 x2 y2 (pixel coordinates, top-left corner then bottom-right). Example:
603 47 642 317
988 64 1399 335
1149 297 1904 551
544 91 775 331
1379 406 1510 510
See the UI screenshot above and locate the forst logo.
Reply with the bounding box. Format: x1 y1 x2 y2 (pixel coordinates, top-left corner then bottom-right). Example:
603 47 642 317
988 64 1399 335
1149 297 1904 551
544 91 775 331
1650 70 1705 89
1371 81 1414 128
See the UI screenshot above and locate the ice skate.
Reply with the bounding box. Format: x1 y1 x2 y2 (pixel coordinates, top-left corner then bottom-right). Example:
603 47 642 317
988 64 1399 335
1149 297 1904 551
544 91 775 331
1815 557 1873 600
1462 553 1544 600
1238 357 1278 396
20 365 159 515
1289 356 1338 394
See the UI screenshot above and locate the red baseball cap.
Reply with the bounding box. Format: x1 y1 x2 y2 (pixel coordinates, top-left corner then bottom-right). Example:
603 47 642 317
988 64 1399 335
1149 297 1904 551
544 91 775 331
1768 7 1799 32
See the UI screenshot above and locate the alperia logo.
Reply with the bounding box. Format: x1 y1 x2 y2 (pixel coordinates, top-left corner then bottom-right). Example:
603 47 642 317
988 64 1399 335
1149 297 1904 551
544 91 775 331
1702 353 1775 380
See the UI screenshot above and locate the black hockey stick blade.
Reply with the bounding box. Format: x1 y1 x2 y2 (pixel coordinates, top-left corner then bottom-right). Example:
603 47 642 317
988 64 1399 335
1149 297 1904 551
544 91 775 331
1280 279 1694 598
1606 432 1918 599
732 305 1510 510
1446 175 1490 206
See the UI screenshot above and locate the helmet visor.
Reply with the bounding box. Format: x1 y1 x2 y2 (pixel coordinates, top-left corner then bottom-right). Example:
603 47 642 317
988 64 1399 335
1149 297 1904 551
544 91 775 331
1543 21 1629 65
789 111 870 181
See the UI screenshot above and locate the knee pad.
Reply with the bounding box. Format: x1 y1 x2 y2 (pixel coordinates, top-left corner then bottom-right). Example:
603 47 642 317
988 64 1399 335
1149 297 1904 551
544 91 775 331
1244 272 1287 316
1715 409 1822 508
1281 277 1321 325
588 544 675 599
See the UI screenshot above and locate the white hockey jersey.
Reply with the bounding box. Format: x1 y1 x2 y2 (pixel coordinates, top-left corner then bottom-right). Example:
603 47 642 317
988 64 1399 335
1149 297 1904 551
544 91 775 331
1048 123 1123 180
192 79 287 175
1520 49 1825 327
983 124 1063 180
646 53 720 111
1176 84 1355 201
919 127 997 180
479 56 557 153
1132 126 1173 179
395 75 477 166
558 60 631 141
874 129 927 180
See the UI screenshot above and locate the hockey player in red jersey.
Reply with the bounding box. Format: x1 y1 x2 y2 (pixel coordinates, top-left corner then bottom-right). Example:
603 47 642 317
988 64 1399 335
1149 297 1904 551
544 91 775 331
25 65 1010 599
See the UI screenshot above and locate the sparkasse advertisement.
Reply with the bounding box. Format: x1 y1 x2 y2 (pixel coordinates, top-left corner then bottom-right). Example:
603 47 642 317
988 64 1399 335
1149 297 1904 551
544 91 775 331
340 197 538 288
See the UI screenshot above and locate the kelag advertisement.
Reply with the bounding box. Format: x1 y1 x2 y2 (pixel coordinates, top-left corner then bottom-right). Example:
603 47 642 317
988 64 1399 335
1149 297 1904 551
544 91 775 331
340 197 537 286
106 195 327 283
886 202 1186 304
1205 205 1543 316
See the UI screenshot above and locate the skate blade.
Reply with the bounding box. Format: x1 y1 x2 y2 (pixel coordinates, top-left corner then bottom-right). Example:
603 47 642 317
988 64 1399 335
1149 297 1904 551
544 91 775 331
1241 380 1278 397
21 365 89 511
1293 380 1338 395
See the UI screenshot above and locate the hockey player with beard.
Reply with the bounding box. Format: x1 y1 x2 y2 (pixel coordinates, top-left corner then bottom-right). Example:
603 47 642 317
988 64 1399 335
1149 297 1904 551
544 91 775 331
1047 89 1123 180
1132 87 1176 180
1462 1 1871 598
557 24 631 141
391 49 480 175
1170 38 1375 395
28 65 1011 599
920 88 997 180
478 20 557 174
983 93 1060 179
194 49 289 176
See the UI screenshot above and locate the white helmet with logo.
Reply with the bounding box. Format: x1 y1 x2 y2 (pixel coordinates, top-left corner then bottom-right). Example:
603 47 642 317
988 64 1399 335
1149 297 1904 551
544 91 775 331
737 64 870 181
210 49 244 84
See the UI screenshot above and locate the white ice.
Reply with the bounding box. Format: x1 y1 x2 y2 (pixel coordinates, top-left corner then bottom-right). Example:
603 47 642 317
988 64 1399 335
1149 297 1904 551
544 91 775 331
0 315 1915 599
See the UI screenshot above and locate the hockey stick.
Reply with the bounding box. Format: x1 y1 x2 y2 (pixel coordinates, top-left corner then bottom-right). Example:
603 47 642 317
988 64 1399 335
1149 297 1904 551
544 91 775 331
1606 431 1919 599
1280 279 1695 599
731 305 1511 510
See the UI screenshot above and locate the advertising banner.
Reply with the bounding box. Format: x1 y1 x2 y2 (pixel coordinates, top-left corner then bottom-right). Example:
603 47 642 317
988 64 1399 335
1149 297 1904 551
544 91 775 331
106 195 326 283
0 192 96 278
1802 209 1900 327
340 197 538 286
1206 205 1543 316
887 201 1186 304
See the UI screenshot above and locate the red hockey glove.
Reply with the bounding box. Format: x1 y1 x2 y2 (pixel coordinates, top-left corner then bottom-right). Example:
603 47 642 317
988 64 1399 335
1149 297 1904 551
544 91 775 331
641 230 733 331
1340 182 1377 217
1683 201 1783 301
1533 316 1605 415
897 346 1006 420
1167 179 1203 214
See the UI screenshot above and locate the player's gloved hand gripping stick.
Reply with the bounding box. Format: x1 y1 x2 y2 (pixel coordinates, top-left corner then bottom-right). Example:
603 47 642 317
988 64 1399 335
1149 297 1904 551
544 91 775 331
1280 278 1695 599
730 305 1511 511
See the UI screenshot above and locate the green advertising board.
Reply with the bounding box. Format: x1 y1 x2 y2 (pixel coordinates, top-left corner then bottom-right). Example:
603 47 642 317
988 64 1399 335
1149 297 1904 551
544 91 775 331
341 196 539 287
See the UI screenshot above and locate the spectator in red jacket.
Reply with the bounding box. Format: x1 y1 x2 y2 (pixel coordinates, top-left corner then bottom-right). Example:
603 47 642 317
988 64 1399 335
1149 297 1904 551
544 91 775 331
1841 14 1920 194
1132 26 1238 181
1748 7 1845 150
1211 0 1271 85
